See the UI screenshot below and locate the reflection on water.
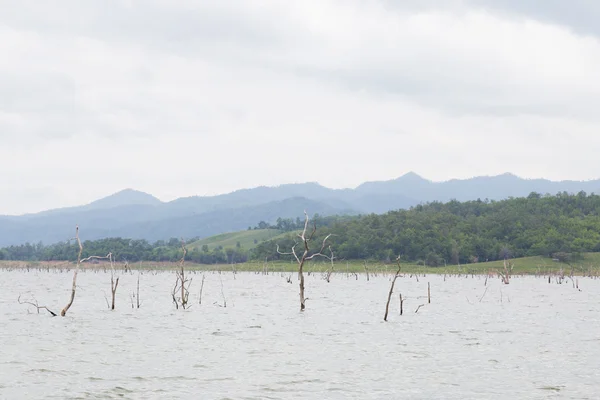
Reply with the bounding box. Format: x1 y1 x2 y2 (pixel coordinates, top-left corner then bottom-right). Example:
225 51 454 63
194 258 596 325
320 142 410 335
1 270 599 399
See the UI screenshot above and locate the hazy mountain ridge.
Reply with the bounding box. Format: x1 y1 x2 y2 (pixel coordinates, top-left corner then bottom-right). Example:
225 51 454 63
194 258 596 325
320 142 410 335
1 172 600 246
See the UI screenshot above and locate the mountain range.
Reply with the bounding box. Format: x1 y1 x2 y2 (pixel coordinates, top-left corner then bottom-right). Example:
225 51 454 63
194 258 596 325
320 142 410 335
1 172 600 247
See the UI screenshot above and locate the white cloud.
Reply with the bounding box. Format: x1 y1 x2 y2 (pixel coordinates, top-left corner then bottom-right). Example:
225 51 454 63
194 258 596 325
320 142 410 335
1 0 600 214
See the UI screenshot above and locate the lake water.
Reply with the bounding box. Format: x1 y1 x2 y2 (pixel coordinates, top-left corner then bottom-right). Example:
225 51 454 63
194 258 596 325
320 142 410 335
1 269 599 399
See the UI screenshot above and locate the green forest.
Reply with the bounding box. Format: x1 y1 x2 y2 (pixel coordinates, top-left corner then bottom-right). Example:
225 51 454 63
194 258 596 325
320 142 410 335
2 192 600 266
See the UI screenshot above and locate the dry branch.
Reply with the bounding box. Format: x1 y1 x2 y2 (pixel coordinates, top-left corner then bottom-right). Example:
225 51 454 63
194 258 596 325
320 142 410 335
479 285 489 303
18 294 57 316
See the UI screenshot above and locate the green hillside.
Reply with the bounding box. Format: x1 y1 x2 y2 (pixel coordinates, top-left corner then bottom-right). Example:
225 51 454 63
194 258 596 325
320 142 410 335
187 229 290 250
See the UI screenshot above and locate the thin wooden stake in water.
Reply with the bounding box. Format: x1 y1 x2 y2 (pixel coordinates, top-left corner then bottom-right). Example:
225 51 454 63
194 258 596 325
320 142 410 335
399 293 404 316
198 274 205 305
136 272 140 308
428 282 431 304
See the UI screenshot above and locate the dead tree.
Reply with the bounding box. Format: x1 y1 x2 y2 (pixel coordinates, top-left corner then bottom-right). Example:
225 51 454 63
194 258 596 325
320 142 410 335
384 257 402 322
498 258 513 285
172 241 192 309
325 247 336 283
108 253 119 310
131 272 141 309
277 211 333 311
61 226 111 317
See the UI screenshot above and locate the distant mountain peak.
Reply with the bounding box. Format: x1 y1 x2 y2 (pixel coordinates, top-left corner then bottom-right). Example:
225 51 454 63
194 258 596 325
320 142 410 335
4 173 600 247
87 189 162 210
397 171 427 181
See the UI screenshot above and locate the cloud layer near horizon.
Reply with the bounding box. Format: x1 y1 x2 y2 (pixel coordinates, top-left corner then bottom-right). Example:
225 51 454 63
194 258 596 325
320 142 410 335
2 0 600 214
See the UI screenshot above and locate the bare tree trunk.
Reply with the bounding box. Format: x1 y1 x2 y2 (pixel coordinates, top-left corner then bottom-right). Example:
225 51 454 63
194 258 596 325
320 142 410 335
298 257 309 310
60 226 112 317
498 258 513 284
109 254 118 310
325 249 335 283
60 265 79 317
180 266 186 308
172 242 191 309
111 274 119 310
277 211 333 312
384 258 402 322
364 261 370 281
60 227 83 316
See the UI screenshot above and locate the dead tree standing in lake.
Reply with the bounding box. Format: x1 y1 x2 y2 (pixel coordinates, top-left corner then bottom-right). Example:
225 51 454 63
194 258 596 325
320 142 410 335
498 258 513 285
108 253 119 310
277 211 334 311
19 226 110 317
384 257 402 322
172 241 192 309
61 226 111 316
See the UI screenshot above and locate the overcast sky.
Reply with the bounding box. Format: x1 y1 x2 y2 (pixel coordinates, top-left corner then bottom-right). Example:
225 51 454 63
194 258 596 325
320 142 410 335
2 0 600 215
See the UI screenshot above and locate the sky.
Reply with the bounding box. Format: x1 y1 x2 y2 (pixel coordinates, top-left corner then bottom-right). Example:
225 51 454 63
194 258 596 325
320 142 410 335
2 0 600 215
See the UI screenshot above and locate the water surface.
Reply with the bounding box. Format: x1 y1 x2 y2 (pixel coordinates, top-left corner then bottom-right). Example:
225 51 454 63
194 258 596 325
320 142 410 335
1 270 599 399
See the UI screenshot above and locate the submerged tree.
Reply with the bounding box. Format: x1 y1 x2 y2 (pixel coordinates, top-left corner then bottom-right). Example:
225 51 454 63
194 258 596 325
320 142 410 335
108 253 119 310
19 226 111 317
61 226 111 316
277 211 334 311
384 257 402 322
498 258 514 284
172 241 192 309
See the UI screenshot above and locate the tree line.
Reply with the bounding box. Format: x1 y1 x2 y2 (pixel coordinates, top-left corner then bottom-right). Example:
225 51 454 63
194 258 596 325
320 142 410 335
0 237 248 264
3 192 600 265
253 192 600 265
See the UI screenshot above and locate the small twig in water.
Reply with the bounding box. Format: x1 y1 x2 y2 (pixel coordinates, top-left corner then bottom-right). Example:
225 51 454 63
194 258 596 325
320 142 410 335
479 285 490 303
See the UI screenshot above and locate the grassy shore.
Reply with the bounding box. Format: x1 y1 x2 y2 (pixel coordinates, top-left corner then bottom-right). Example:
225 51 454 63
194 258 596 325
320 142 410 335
2 253 600 275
